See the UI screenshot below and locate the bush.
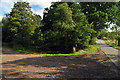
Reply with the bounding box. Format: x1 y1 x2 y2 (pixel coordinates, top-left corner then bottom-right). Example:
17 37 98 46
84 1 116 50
108 32 117 41
98 29 108 39
90 37 97 45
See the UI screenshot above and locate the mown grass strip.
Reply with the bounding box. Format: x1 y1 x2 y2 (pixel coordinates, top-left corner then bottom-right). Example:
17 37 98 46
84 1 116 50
17 45 100 56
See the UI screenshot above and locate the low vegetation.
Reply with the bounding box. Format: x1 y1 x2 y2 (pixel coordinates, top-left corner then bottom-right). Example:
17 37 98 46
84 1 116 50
16 45 100 56
104 40 120 50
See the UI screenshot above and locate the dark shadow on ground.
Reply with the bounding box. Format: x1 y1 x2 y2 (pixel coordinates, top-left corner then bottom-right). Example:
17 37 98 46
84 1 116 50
2 51 120 79
2 50 28 55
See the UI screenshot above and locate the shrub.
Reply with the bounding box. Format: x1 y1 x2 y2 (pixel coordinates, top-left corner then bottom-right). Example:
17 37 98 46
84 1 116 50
108 32 117 41
90 37 97 45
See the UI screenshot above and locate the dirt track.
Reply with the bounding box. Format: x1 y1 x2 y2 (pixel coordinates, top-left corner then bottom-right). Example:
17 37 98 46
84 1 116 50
1 49 120 78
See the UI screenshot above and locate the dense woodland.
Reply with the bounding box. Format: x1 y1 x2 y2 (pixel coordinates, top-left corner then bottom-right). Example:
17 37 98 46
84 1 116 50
1 1 120 53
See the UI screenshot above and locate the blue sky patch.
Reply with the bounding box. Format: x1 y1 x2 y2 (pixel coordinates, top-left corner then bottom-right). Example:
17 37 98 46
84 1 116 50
0 9 9 16
31 5 43 12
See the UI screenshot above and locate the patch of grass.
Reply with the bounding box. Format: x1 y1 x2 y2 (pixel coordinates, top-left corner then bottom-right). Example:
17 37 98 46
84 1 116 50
104 40 120 50
17 45 100 56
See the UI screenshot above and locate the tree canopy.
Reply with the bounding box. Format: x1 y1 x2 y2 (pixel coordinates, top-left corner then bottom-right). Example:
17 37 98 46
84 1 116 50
2 1 43 46
2 1 120 53
80 2 116 32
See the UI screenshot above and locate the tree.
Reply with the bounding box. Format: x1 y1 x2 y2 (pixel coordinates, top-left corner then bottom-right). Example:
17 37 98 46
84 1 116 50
79 2 116 34
108 2 120 45
2 1 42 47
2 16 13 42
43 3 75 53
32 14 44 47
69 3 94 49
53 3 75 52
43 2 94 53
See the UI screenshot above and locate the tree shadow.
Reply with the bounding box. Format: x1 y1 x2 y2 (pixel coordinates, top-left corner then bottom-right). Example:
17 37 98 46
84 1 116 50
2 50 28 55
2 52 120 79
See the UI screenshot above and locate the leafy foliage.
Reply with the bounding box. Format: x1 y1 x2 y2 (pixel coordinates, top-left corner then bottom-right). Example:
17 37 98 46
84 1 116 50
69 3 94 50
42 3 95 53
98 29 108 39
43 3 75 53
2 1 119 54
79 2 116 35
2 1 43 47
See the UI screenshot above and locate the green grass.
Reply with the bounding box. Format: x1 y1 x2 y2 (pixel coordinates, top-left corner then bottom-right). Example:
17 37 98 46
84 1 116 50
104 40 120 50
17 45 100 56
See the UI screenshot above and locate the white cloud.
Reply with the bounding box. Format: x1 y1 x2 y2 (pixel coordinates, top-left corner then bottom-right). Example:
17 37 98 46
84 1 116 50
0 0 61 18
24 0 61 18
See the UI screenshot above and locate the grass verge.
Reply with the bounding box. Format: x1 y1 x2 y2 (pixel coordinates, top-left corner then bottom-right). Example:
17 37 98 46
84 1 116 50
17 45 100 56
104 40 120 50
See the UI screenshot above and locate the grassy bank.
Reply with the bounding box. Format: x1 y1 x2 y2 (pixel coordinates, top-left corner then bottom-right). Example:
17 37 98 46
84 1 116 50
16 45 100 56
104 40 120 50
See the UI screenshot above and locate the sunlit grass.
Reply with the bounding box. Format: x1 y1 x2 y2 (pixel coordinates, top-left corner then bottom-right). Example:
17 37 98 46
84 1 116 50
17 45 100 56
104 40 120 50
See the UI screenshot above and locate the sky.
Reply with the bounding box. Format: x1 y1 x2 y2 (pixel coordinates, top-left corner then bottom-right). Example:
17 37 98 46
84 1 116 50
0 0 61 21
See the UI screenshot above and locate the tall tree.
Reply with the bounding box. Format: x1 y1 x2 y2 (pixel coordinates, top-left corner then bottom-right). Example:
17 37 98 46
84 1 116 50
2 16 11 42
32 14 44 47
43 2 94 53
53 3 75 52
69 3 94 49
43 3 75 53
108 2 120 45
80 2 116 33
2 1 42 46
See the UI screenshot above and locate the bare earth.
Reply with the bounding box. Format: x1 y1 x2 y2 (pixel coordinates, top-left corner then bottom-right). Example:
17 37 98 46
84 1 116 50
1 48 120 78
